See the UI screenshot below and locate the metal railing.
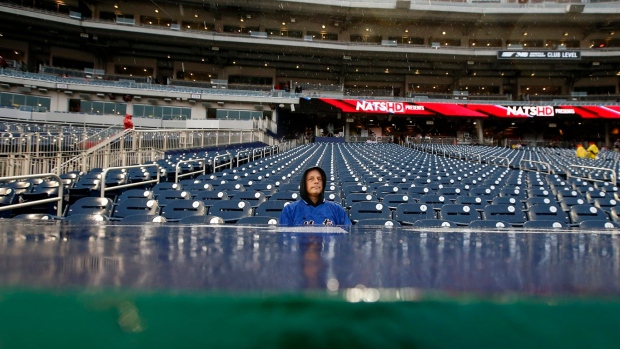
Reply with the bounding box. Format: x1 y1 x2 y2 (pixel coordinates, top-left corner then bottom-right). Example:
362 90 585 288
519 160 551 175
0 128 279 177
99 164 161 197
0 173 63 216
174 158 207 184
568 164 617 186
487 156 510 167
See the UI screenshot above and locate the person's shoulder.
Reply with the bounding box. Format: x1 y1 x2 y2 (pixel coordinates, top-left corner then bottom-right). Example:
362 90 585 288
323 200 345 210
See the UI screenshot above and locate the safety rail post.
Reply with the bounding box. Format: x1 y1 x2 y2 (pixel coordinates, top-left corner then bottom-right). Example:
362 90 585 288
0 173 64 217
99 163 161 198
174 158 206 184
264 146 272 157
213 153 233 173
236 150 250 168
488 156 510 168
472 153 482 164
568 164 617 186
519 159 551 175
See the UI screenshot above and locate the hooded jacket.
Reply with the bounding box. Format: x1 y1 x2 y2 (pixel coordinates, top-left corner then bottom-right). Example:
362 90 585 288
123 114 134 130
279 166 351 226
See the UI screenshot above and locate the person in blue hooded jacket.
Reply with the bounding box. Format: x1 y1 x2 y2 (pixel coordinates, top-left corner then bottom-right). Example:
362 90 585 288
279 166 351 226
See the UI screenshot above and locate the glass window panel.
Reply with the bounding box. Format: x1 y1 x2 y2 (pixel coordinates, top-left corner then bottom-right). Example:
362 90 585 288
13 94 25 107
92 102 104 114
103 102 115 115
181 108 191 120
239 111 251 120
154 106 163 119
216 109 227 119
0 93 12 107
116 103 127 116
133 104 145 117
38 97 51 110
80 100 92 113
228 110 240 119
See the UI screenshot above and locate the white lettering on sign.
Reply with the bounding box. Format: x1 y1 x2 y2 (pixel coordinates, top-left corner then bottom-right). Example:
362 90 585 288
506 106 555 117
555 109 575 114
354 101 425 113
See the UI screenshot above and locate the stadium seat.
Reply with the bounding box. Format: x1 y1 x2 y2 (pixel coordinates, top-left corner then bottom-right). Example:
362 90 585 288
235 216 278 225
177 215 224 225
439 204 480 226
208 200 253 223
111 198 160 220
410 219 457 228
348 201 392 223
355 218 401 227
527 204 569 223
468 220 511 229
65 197 113 217
231 191 267 208
578 220 619 229
523 220 567 229
393 203 436 225
160 200 207 222
12 213 57 221
121 214 167 223
569 205 609 225
481 204 527 226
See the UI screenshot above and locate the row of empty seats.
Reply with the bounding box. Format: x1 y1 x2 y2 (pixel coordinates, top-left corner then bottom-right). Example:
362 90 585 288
1 142 619 229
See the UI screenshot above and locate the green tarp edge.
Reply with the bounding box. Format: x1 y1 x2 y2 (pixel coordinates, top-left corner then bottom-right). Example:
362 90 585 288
0 288 618 349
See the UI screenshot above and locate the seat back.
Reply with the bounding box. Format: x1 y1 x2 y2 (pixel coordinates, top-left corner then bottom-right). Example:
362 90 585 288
439 204 480 225
208 200 253 223
481 204 527 225
112 198 160 219
393 203 436 225
354 219 401 227
66 197 113 217
161 200 207 221
235 216 279 225
348 202 391 223
569 205 608 224
527 204 569 223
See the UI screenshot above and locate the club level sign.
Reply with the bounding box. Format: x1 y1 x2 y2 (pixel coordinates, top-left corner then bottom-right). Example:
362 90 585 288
498 50 581 60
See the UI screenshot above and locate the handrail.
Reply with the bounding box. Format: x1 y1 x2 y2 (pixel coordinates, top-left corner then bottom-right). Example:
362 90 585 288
213 152 233 173
252 147 264 162
487 156 510 167
568 164 616 186
236 150 250 167
0 173 63 216
264 146 273 157
467 153 482 164
519 159 551 175
99 163 160 197
175 158 206 184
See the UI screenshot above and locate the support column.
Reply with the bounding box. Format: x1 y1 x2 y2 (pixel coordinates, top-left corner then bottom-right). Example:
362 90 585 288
605 121 610 149
476 119 484 145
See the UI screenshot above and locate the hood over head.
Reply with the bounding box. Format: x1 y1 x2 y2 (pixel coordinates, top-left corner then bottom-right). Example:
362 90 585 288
299 166 326 206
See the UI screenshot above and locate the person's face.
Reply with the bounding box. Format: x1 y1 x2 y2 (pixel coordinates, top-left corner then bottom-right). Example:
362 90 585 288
305 169 323 201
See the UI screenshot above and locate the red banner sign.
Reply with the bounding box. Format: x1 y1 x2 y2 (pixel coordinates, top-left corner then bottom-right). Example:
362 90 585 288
318 98 620 119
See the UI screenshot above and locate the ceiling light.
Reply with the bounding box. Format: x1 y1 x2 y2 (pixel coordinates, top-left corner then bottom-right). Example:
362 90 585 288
322 25 325 29
155 9 159 13
114 4 118 8
442 31 446 35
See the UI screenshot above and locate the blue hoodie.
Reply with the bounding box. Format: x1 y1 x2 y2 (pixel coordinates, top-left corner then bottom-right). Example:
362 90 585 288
279 166 351 226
